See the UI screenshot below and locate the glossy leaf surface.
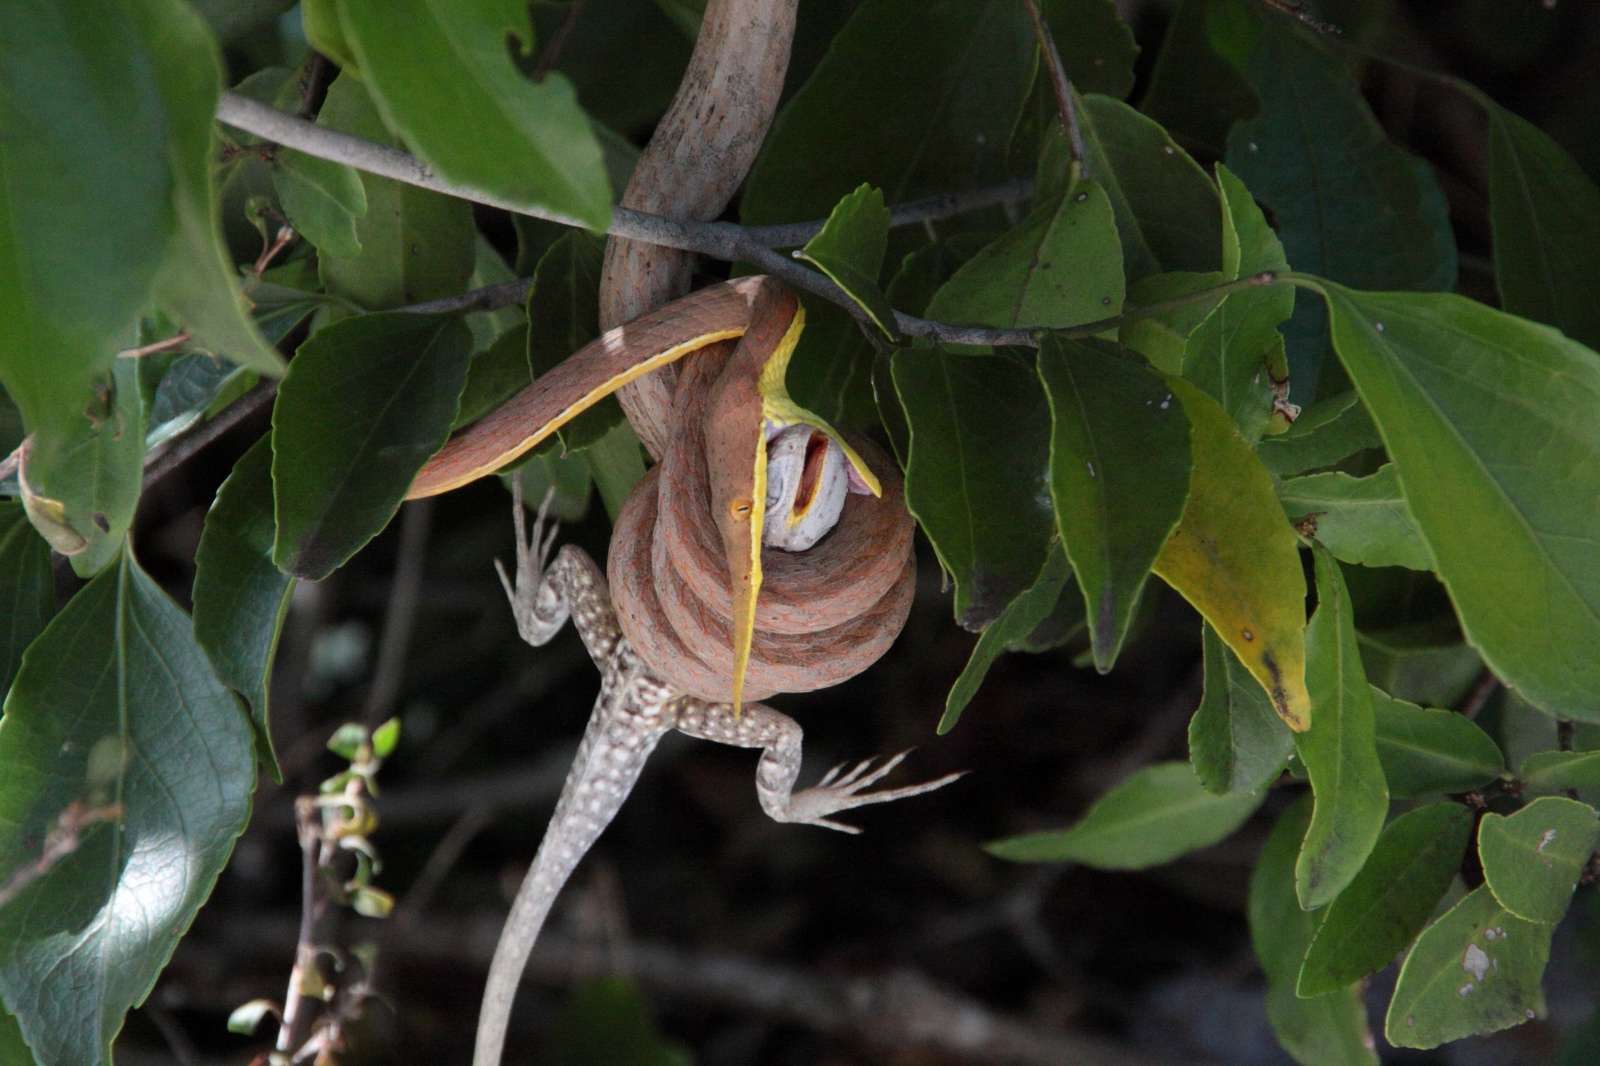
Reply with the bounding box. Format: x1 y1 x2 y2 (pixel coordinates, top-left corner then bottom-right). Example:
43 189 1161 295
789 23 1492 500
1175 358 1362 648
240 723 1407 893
1181 165 1293 444
925 180 1124 335
1249 797 1380 1066
1520 750 1600 795
1189 622 1292 795
1488 103 1600 351
143 0 287 378
1152 380 1309 728
0 504 52 698
893 349 1054 630
987 760 1262 869
336 0 611 228
1227 21 1455 396
1298 802 1473 997
1386 885 1551 1049
193 436 294 778
20 359 145 577
1372 687 1504 797
941 541 1073 734
316 73 476 310
273 312 473 579
743 0 1035 223
1478 797 1600 924
1039 336 1190 670
1256 390 1381 477
1072 95 1221 280
0 550 255 1066
1278 466 1432 572
1295 543 1389 909
1322 284 1600 721
271 147 368 259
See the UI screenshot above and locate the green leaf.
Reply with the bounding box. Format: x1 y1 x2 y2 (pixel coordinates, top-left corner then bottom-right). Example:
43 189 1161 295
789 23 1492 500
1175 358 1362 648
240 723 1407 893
1256 390 1380 477
315 73 476 311
145 352 247 450
1279 466 1432 572
0 503 54 698
271 148 368 259
141 0 287 379
1180 164 1293 444
793 184 898 343
1226 21 1455 397
0 1 173 438
743 0 1035 224
1040 0 1139 100
526 232 621 451
892 349 1054 630
508 450 594 524
925 179 1124 336
1521 750 1600 796
1297 802 1473 997
1295 542 1389 909
1039 336 1191 670
193 435 295 780
1117 270 1227 375
334 0 611 229
544 976 691 1066
1478 796 1600 924
1487 103 1600 351
20 359 146 577
456 323 534 430
0 1003 35 1066
576 418 647 524
225 999 279 1037
371 716 401 758
1190 621 1293 794
1385 885 1552 1049
1152 379 1309 728
1249 797 1380 1066
1139 0 1259 161
1321 284 1600 721
1071 95 1222 281
1372 687 1504 797
272 312 473 579
1358 621 1484 710
0 549 255 1066
986 760 1262 869
940 541 1073 734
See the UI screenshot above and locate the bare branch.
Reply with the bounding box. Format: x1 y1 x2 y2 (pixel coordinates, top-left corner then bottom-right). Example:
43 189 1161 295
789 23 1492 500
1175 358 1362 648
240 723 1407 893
214 93 1042 348
141 379 277 490
1022 0 1086 173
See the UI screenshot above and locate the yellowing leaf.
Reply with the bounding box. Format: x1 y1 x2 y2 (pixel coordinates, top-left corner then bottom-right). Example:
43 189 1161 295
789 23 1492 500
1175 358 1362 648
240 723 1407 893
1153 379 1309 729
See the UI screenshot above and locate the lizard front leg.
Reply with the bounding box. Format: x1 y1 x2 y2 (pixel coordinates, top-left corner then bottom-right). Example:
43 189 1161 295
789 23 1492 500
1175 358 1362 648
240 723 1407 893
496 478 621 664
672 699 964 833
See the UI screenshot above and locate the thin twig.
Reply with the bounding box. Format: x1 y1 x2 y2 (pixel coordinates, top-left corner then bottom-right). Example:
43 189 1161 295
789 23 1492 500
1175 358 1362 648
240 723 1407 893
363 498 433 728
0 801 122 910
295 53 331 122
200 913 1204 1066
1022 0 1086 173
142 380 277 490
393 805 495 929
117 333 192 360
276 798 323 1059
530 0 589 81
213 94 1040 348
1455 667 1500 721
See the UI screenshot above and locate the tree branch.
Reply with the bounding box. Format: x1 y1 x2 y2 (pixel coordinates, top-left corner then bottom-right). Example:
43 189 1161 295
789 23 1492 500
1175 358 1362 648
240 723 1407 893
214 93 1040 347
1022 0 1086 173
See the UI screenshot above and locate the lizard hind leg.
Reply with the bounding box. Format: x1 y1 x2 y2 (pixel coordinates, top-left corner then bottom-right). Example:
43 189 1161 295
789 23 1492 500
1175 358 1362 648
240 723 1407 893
671 699 965 833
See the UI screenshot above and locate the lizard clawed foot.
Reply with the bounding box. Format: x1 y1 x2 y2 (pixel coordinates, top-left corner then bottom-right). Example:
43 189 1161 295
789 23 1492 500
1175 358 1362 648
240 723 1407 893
780 750 965 834
496 480 567 647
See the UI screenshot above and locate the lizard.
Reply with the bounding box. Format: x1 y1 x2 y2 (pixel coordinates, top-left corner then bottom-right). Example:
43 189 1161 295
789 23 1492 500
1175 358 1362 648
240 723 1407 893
474 477 962 1066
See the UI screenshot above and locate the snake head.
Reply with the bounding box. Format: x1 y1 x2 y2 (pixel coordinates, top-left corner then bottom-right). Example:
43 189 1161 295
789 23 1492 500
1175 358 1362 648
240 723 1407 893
704 279 888 713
